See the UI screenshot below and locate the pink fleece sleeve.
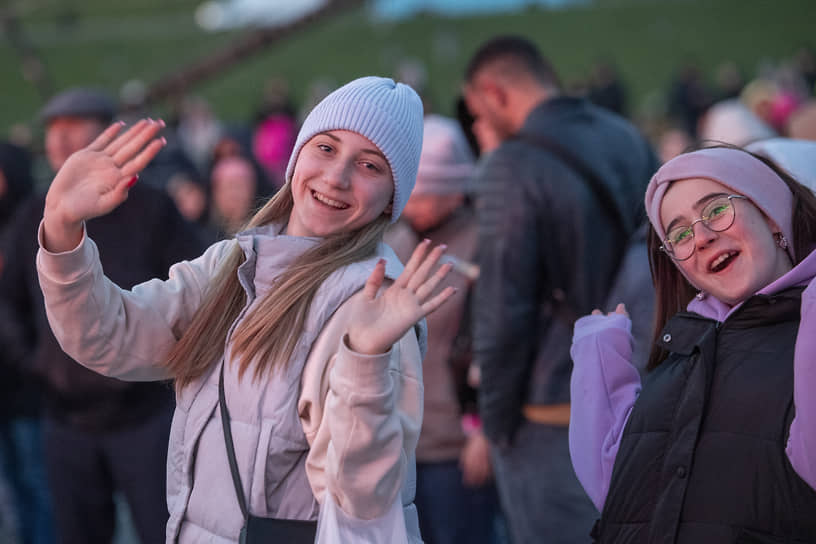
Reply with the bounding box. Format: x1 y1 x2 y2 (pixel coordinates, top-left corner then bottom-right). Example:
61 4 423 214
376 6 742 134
786 280 816 491
569 313 642 512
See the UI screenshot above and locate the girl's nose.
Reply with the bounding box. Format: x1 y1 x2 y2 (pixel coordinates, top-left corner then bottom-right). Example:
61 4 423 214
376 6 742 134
693 220 718 250
323 160 351 189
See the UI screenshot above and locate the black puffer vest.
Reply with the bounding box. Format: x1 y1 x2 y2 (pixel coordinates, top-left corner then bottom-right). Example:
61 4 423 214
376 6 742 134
596 287 816 544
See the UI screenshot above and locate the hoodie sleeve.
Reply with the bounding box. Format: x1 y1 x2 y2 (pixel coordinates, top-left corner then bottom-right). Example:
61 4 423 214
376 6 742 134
569 312 642 512
786 279 816 491
36 221 234 381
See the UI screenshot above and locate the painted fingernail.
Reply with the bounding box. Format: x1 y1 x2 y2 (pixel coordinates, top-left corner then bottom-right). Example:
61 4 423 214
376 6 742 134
158 118 166 127
423 238 431 244
439 244 448 250
127 176 138 188
160 137 167 145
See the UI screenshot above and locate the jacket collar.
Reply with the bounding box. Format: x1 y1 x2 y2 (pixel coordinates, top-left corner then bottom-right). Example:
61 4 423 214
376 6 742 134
687 247 816 322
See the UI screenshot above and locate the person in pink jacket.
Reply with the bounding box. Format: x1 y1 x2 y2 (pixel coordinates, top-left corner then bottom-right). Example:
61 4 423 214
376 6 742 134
569 146 816 543
36 77 455 543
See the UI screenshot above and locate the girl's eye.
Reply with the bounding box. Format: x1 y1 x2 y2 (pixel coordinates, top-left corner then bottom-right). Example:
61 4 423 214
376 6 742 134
670 227 692 244
316 143 333 153
708 204 729 217
361 161 381 173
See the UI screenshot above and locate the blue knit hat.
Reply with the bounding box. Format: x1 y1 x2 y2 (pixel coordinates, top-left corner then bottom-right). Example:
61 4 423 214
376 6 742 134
285 76 424 222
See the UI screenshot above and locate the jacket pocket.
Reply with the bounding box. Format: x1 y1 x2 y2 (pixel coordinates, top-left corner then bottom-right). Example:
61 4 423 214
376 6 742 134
249 420 316 520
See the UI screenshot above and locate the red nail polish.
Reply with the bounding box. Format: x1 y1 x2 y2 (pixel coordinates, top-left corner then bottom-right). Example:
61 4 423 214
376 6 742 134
127 176 138 188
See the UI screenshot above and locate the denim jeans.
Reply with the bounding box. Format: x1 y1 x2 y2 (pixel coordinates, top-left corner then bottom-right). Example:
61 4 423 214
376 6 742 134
490 421 598 544
415 460 505 544
0 417 56 544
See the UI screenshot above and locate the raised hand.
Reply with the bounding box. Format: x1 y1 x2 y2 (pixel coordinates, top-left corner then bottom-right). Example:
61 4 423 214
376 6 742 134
346 240 456 355
42 119 166 252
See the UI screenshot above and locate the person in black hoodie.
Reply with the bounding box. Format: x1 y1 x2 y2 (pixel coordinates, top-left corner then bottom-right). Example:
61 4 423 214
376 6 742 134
0 88 206 543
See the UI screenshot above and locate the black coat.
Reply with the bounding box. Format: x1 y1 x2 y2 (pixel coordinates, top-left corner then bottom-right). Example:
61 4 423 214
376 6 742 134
472 97 658 446
597 288 816 543
0 183 207 430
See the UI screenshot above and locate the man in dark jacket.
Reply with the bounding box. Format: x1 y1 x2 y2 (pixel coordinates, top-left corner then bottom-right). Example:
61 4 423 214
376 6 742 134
462 36 658 543
0 88 206 543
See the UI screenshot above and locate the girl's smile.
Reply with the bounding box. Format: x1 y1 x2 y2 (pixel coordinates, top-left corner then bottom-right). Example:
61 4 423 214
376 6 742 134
660 177 792 305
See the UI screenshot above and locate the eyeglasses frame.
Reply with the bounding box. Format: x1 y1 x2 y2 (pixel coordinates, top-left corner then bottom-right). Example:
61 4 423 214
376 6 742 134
659 194 748 261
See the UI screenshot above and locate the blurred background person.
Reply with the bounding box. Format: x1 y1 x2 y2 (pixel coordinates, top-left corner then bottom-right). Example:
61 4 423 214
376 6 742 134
667 62 713 139
207 153 269 237
251 77 298 191
0 87 206 544
697 98 777 146
587 59 628 116
386 114 504 544
0 140 53 544
174 95 224 176
787 99 816 140
166 170 210 225
462 35 658 544
747 137 816 191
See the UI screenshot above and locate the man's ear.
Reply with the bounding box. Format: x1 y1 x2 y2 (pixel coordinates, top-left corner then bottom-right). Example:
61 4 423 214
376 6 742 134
480 80 507 109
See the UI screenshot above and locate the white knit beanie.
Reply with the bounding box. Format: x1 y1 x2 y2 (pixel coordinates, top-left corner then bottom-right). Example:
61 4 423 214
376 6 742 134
413 114 475 195
285 76 424 222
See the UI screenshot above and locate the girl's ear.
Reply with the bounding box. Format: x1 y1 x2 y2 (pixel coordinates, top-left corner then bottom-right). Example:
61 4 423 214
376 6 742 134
384 202 393 215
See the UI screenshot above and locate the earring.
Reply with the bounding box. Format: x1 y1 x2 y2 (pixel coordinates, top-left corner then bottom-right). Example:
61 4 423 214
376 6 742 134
774 232 789 250
696 291 706 300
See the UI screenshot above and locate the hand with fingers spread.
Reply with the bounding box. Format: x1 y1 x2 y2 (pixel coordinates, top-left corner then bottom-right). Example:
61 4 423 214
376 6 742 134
346 239 457 355
42 119 167 252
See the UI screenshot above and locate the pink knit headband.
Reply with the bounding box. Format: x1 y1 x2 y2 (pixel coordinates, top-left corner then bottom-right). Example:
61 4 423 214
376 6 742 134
644 147 794 256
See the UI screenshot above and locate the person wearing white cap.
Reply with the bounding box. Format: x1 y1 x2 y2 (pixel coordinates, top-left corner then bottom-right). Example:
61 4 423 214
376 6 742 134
385 114 501 544
35 77 455 543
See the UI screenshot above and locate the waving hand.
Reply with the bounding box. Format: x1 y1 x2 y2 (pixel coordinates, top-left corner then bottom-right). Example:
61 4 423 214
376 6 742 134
346 240 456 355
43 119 166 252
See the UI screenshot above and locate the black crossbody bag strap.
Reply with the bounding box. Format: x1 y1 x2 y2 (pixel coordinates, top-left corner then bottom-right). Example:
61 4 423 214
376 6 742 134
218 363 317 543
219 362 250 519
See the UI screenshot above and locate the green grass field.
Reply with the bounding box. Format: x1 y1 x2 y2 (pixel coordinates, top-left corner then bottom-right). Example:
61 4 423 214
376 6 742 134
2 0 813 136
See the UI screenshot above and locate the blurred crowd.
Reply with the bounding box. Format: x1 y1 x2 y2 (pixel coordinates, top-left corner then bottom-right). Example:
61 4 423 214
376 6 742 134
1 36 815 544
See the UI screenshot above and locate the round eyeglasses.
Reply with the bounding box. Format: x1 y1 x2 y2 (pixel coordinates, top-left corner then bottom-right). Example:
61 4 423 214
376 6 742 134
660 194 748 261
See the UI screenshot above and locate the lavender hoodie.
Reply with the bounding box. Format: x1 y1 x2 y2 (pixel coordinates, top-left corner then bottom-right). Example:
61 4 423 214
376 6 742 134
569 249 816 512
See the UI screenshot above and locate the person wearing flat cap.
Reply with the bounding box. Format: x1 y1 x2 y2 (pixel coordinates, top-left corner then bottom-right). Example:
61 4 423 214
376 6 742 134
0 87 206 543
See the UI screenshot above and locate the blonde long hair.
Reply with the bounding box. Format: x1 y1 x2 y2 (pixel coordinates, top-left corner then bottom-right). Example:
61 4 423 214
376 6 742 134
164 182 390 388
